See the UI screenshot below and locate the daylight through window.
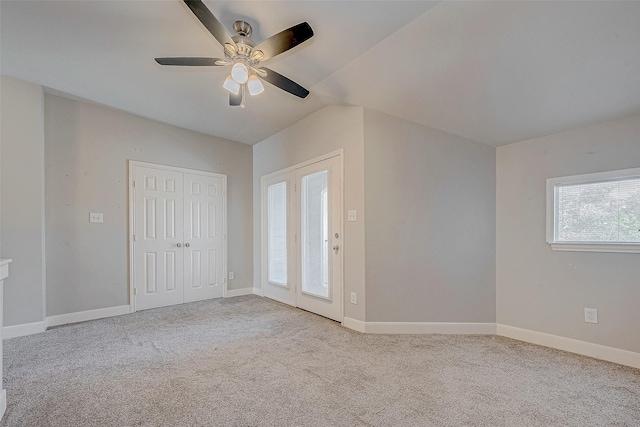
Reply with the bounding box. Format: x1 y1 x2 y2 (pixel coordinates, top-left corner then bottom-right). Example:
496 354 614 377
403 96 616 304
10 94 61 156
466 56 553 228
547 168 640 252
268 182 287 285
555 178 640 242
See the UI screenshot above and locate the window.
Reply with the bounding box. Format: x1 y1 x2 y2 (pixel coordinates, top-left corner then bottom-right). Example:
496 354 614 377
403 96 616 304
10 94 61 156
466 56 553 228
546 167 640 253
300 170 329 298
267 182 288 285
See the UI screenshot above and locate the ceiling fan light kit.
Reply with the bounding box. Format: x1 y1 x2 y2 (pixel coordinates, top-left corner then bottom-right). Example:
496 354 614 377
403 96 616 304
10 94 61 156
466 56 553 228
155 0 314 107
247 75 265 96
222 75 240 95
230 62 249 84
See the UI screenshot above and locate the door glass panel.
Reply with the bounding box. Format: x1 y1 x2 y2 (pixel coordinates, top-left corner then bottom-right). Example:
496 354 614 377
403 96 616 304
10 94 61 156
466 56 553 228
301 170 329 298
268 182 287 286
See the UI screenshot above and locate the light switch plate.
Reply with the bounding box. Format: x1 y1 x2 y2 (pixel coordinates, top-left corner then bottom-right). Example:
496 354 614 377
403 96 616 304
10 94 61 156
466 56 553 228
228 272 235 280
90 213 104 223
347 210 357 222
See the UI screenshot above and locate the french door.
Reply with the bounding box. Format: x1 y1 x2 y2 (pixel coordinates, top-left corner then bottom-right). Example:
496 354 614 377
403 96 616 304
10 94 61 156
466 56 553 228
262 153 343 322
130 162 226 311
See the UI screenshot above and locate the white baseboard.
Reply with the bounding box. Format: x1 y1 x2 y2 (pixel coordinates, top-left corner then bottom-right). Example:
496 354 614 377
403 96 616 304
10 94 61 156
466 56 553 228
47 305 132 328
2 320 47 339
3 305 132 339
367 321 497 334
341 320 639 368
342 319 496 335
496 324 640 370
342 317 366 333
4 305 638 370
0 389 5 421
225 288 255 297
253 287 263 296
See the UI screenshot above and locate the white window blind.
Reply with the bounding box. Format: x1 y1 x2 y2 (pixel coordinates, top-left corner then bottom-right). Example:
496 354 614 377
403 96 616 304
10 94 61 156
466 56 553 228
554 177 640 243
268 182 287 285
300 170 329 298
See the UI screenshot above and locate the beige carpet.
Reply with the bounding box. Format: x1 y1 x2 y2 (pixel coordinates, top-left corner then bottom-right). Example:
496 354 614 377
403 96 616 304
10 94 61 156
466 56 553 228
2 295 639 426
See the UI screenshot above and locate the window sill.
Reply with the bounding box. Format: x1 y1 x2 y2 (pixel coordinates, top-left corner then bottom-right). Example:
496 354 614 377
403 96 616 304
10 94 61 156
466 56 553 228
549 243 640 253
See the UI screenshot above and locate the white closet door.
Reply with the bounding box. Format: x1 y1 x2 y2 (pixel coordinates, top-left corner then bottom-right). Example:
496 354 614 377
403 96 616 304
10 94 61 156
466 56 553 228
183 173 225 302
133 166 184 310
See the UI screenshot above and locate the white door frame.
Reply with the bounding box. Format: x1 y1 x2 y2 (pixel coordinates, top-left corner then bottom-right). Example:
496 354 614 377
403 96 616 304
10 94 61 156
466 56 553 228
260 149 344 322
129 160 228 312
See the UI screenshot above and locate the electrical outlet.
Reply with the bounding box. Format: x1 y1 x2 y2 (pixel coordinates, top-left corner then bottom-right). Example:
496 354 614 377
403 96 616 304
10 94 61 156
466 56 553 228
89 212 103 223
350 292 357 304
584 308 598 324
347 210 357 222
228 272 235 280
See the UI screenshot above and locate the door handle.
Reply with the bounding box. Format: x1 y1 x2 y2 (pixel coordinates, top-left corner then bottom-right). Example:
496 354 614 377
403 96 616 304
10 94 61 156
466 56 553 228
177 243 182 248
333 245 340 254
185 243 190 247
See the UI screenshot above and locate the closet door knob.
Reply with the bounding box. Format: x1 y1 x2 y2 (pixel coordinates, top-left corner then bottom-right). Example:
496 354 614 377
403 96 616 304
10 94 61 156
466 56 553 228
177 243 182 248
185 243 190 247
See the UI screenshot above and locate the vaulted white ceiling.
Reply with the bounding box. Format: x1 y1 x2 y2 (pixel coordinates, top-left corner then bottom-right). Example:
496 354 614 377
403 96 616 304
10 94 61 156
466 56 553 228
2 1 640 147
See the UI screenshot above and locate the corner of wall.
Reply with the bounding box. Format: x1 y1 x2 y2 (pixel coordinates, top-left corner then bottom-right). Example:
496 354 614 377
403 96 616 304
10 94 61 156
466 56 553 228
0 76 47 326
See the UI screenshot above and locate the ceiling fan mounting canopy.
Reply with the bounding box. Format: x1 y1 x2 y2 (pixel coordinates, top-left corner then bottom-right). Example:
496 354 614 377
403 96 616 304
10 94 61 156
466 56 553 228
154 0 313 107
233 20 252 38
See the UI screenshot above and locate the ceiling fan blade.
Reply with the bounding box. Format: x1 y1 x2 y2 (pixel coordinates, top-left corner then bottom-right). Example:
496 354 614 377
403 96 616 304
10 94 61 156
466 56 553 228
259 67 309 99
229 91 243 106
253 22 314 61
155 57 226 66
183 0 236 49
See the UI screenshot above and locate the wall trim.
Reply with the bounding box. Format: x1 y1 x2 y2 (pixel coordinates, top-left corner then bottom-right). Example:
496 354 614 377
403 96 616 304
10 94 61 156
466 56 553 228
253 287 264 296
366 321 497 335
2 320 48 339
0 389 6 421
225 288 255 297
3 305 133 339
342 320 496 335
4 310 639 369
496 324 640 369
341 321 640 368
47 305 132 328
342 317 366 333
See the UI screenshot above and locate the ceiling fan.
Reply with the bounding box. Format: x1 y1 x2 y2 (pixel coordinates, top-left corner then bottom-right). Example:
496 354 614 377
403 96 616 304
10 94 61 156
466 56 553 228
155 0 314 108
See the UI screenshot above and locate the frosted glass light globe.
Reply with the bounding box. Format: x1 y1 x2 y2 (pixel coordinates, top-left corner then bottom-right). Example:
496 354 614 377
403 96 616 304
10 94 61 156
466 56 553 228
247 75 264 96
231 63 249 84
222 75 240 95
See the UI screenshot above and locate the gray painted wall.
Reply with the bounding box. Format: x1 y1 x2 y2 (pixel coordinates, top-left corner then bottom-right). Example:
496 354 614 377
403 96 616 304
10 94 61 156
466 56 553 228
496 114 640 353
253 106 366 321
0 76 46 326
364 109 496 323
44 93 253 317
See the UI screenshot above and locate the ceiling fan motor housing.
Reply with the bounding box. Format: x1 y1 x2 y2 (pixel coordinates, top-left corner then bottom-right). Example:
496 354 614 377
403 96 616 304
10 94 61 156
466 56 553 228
231 38 255 56
232 21 256 56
